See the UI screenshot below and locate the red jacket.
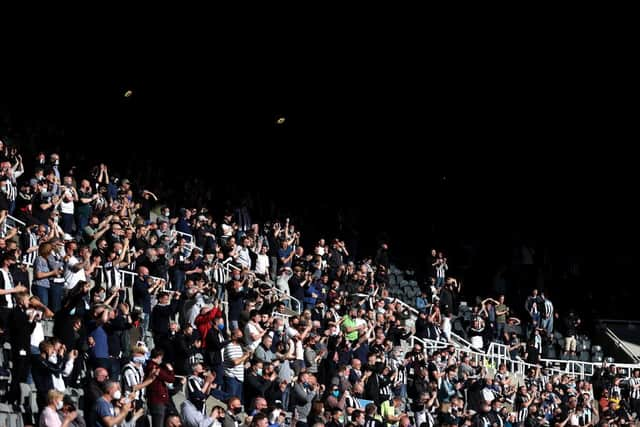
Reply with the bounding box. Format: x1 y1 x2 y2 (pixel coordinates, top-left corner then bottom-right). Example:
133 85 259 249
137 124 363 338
195 306 223 348
145 360 176 405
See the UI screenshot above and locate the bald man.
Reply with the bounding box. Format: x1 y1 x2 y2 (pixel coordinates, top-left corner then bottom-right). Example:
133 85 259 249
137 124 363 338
85 367 110 427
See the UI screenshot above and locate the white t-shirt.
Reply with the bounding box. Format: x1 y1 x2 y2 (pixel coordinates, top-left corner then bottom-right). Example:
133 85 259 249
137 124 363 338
60 188 75 214
235 246 251 269
221 223 234 237
442 317 452 340
255 254 269 275
295 338 304 361
244 322 262 350
64 256 86 290
31 322 45 351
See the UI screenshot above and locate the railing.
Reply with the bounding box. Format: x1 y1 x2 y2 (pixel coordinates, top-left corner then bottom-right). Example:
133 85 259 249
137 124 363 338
269 280 301 315
410 335 449 353
484 340 640 381
174 231 204 257
602 323 640 364
450 332 477 351
93 266 166 306
354 292 640 381
1 214 26 237
271 311 293 324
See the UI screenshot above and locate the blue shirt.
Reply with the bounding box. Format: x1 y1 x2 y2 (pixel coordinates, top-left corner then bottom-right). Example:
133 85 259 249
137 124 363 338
277 246 293 268
304 283 323 306
176 216 192 234
34 256 51 288
416 297 428 311
95 396 115 427
90 325 109 359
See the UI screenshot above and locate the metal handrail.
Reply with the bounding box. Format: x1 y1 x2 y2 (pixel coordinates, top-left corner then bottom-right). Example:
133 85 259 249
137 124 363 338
269 280 301 315
352 292 640 380
450 331 477 351
174 230 204 256
603 328 640 364
1 214 26 237
224 258 301 314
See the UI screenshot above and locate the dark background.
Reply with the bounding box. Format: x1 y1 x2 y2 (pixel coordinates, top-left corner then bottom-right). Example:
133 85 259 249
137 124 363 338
1 33 638 323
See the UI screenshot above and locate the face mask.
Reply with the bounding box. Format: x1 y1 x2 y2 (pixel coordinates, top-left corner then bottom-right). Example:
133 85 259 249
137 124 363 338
218 323 225 330
48 354 58 364
232 407 242 415
56 400 64 410
277 326 284 332
113 390 121 400
133 356 146 364
256 368 263 376
335 305 341 310
332 390 340 398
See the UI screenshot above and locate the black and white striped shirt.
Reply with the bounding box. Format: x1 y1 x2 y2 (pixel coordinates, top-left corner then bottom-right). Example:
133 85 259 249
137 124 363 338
210 262 228 285
379 374 392 399
122 362 145 403
345 395 362 412
187 374 207 413
475 414 491 427
630 377 640 400
4 179 16 202
22 230 38 266
533 334 542 355
414 409 435 427
102 261 122 289
543 299 554 318
515 393 530 422
579 407 593 426
389 358 407 386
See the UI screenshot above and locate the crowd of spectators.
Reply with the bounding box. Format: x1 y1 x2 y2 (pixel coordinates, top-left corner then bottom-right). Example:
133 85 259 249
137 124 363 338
0 134 638 427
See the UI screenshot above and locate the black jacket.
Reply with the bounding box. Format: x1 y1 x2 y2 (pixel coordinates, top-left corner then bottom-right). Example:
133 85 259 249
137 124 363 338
9 305 36 356
205 327 229 366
